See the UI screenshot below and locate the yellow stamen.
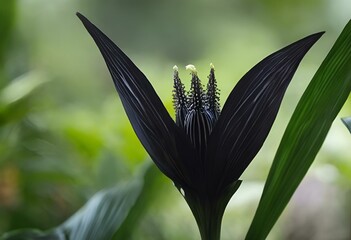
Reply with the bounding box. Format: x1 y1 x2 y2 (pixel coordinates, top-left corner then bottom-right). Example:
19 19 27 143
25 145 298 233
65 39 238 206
186 64 197 75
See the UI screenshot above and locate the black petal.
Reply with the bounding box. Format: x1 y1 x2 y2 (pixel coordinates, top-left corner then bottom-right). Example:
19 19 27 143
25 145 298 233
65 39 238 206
206 32 324 190
77 13 194 186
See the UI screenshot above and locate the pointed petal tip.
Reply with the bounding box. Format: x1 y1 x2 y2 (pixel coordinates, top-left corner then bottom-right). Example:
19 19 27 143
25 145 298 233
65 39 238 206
315 31 326 36
76 12 100 34
279 31 325 56
297 31 325 48
308 31 325 41
76 12 94 30
173 65 178 71
76 12 86 21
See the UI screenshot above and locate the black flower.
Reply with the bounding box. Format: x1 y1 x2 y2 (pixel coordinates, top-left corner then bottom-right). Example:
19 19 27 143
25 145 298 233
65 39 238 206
77 12 323 240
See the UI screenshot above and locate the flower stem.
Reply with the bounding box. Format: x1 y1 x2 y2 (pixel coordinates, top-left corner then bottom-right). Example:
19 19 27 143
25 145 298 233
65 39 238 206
182 181 241 240
185 195 222 240
196 198 223 240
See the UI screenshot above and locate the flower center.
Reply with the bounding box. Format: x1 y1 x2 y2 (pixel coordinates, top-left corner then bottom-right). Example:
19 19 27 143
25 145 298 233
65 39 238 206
173 64 221 157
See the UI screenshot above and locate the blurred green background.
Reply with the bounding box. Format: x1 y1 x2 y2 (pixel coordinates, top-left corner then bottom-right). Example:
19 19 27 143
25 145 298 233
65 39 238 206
0 0 351 239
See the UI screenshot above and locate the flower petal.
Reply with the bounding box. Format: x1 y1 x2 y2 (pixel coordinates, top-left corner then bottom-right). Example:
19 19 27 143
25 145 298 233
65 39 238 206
207 32 324 190
77 13 194 186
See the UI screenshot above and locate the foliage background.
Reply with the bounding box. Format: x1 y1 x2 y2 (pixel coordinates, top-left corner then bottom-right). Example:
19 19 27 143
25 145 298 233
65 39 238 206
0 0 351 239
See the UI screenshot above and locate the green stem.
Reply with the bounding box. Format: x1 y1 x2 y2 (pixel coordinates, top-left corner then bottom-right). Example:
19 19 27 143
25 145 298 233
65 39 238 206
181 181 242 240
185 195 222 240
197 199 223 240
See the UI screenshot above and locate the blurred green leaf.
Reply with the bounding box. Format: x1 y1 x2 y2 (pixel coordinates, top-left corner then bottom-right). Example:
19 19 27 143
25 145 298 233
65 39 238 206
0 164 151 240
0 1 16 70
0 229 62 240
0 72 48 126
0 72 47 105
341 116 351 133
246 20 351 239
59 180 141 240
95 152 131 189
113 164 165 239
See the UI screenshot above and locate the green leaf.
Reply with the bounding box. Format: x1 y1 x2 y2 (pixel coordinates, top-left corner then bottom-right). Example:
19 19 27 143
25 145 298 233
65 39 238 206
59 181 142 240
246 20 351 239
341 116 351 133
112 164 166 239
0 72 48 105
0 72 48 126
0 1 16 70
0 229 63 240
0 165 149 240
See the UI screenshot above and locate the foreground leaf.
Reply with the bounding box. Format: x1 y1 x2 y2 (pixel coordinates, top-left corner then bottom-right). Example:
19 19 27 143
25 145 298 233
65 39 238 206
112 164 166 239
0 229 63 240
60 180 142 240
246 20 351 239
0 165 153 240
